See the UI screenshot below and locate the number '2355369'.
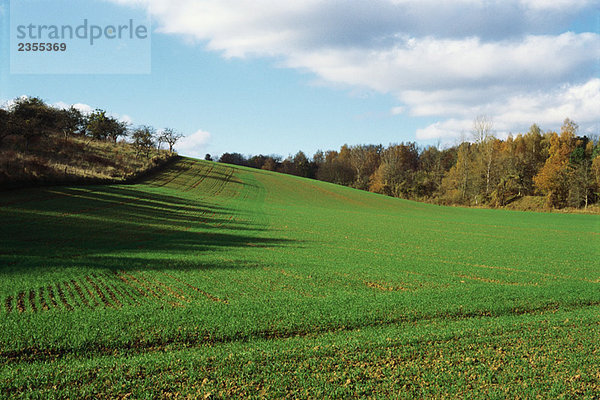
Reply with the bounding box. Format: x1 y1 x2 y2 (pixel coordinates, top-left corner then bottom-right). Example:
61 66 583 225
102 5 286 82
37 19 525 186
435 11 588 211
18 43 67 52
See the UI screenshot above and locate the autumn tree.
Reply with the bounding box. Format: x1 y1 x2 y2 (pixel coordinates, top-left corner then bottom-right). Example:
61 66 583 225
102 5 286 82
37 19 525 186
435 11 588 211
513 125 547 195
261 157 278 171
348 145 382 190
533 119 578 207
441 140 474 204
369 143 418 198
292 151 315 178
315 148 354 185
278 157 296 175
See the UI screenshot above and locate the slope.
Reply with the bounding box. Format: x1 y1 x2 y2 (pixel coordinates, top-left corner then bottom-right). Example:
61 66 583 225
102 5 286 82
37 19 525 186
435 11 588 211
1 158 599 398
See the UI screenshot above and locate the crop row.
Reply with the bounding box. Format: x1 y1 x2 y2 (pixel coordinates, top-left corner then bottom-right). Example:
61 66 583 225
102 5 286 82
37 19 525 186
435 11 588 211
0 271 228 315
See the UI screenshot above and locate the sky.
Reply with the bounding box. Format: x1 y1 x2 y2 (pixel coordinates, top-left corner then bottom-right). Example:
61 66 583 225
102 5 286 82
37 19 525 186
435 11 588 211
1 0 599 158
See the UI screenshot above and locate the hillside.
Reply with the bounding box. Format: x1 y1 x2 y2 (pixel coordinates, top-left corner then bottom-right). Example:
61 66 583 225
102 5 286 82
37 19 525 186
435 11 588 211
0 132 174 188
1 158 599 398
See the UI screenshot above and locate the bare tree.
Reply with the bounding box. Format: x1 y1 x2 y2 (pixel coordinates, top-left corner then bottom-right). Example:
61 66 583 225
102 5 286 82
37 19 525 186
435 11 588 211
158 128 183 154
472 115 496 197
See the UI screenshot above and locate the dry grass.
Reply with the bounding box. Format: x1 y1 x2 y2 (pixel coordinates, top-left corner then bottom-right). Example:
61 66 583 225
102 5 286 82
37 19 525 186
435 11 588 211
505 195 600 215
0 133 174 188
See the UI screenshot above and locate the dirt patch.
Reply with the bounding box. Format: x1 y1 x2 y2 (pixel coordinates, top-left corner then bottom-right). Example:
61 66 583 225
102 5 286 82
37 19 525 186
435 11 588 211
456 273 521 286
16 292 26 313
365 281 409 292
5 296 13 313
46 286 58 308
28 290 37 312
38 287 50 311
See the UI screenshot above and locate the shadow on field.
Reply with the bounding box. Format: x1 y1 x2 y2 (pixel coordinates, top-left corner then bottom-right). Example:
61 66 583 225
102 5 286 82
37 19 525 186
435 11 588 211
0 180 294 273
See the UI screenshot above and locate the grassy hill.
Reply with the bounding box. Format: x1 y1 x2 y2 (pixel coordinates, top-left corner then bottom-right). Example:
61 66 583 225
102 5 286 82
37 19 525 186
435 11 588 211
1 158 599 398
0 132 174 188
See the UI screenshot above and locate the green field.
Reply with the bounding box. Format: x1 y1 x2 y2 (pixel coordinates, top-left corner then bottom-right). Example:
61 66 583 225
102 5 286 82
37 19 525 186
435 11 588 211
1 158 599 398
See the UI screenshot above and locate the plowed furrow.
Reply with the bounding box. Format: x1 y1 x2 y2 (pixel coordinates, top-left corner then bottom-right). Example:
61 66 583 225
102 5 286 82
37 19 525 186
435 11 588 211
17 292 26 313
161 272 229 304
78 279 100 307
55 284 73 311
104 273 141 305
122 272 180 307
188 164 214 191
91 274 122 308
28 290 37 312
85 276 112 308
5 296 13 313
105 281 136 306
62 281 82 309
113 272 147 298
38 287 50 311
145 274 189 303
46 286 58 308
70 280 91 308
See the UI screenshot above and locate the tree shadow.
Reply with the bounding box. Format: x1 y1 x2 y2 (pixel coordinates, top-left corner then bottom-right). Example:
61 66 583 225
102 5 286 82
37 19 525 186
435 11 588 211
0 178 296 274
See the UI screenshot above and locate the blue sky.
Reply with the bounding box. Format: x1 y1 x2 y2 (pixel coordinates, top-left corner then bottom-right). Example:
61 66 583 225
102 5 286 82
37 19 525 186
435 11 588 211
1 0 598 158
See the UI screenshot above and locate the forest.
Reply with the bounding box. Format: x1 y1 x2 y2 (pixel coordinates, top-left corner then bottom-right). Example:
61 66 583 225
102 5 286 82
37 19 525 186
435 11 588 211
218 117 600 210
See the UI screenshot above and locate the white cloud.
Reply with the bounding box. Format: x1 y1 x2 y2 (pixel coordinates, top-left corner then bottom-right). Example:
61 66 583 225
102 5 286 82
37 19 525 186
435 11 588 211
519 0 595 10
53 101 94 115
283 33 598 94
176 129 212 158
416 119 474 141
1 95 30 110
53 101 133 126
390 106 405 115
107 0 599 141
416 79 600 141
119 114 133 125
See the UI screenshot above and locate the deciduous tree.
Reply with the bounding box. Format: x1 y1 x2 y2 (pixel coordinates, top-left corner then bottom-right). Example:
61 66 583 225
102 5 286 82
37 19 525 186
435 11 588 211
533 119 577 207
132 125 156 159
158 128 183 153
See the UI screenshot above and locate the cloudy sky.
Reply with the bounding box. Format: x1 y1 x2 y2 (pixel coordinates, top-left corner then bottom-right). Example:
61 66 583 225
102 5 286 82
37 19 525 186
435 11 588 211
1 0 598 157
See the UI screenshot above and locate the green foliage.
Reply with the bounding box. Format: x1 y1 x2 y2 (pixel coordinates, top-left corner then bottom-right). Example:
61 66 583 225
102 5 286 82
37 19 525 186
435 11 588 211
56 106 86 137
85 109 128 142
7 97 59 150
131 125 156 159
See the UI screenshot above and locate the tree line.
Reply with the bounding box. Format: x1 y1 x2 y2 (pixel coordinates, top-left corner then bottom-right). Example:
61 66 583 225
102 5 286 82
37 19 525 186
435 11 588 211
2 97 596 209
217 117 600 209
0 97 183 158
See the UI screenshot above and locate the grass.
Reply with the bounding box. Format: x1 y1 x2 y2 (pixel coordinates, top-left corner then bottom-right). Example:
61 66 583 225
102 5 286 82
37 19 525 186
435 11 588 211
0 133 173 187
1 158 599 398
